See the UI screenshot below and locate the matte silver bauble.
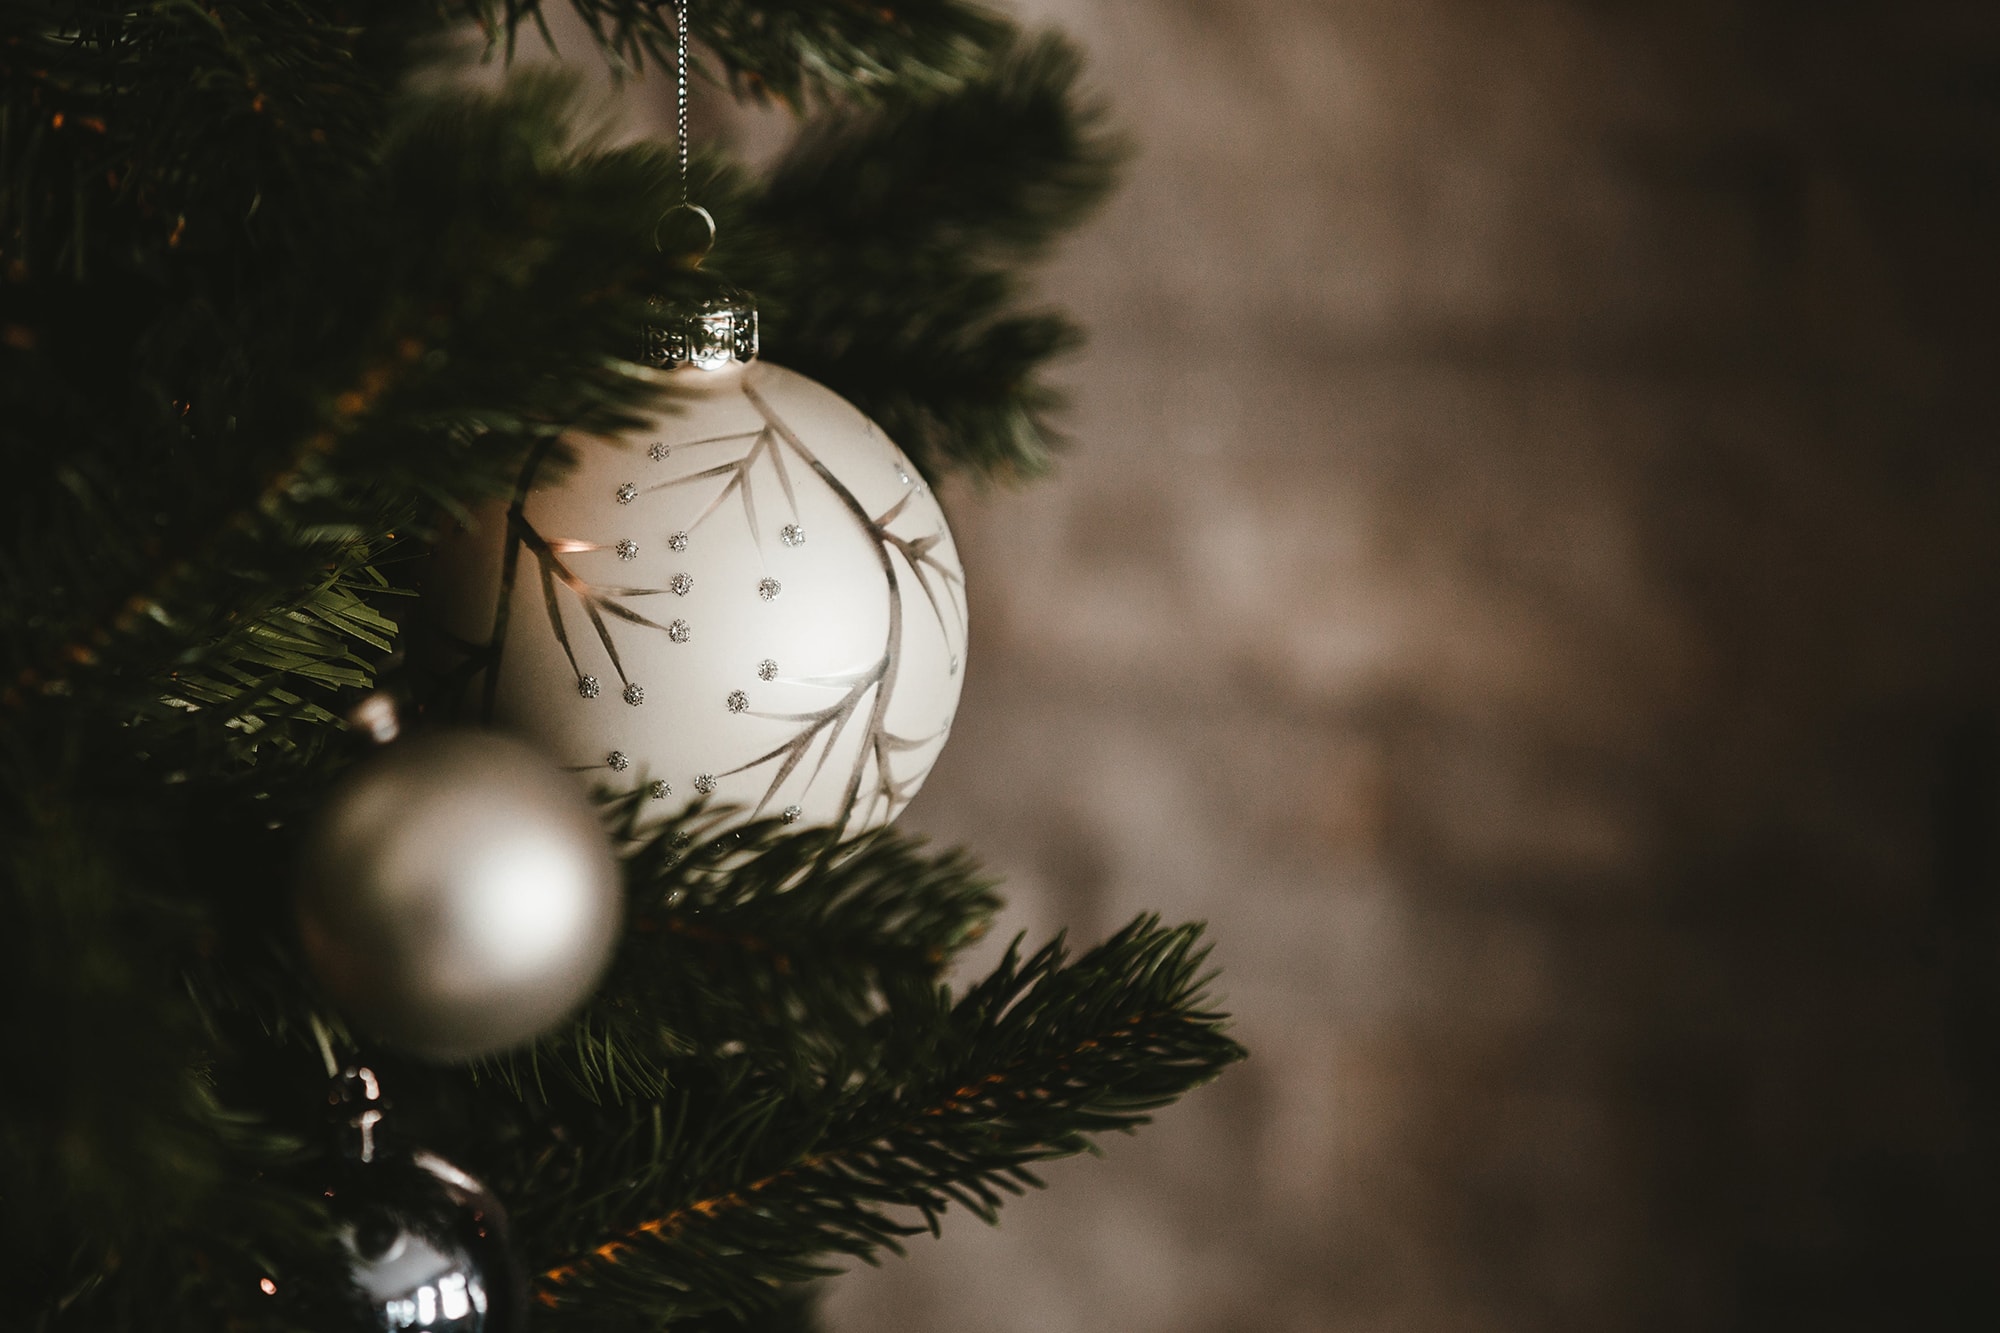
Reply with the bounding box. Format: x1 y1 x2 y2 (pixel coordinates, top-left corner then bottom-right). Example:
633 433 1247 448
428 347 968 841
295 730 622 1061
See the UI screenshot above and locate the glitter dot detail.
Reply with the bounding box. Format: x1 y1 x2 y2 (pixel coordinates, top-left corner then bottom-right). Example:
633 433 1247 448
758 577 781 601
693 773 717 795
667 618 691 643
577 674 601 699
669 572 693 596
649 441 671 461
615 482 638 504
668 531 689 552
615 538 639 561
757 659 778 681
726 690 749 714
623 682 645 706
782 805 802 824
650 780 671 800
607 751 630 773
779 523 805 547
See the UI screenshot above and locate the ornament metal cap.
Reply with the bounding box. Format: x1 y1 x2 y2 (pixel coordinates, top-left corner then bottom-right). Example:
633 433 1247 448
643 286 759 372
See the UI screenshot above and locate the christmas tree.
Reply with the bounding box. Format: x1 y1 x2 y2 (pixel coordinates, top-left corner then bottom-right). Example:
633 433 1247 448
0 3 1244 1329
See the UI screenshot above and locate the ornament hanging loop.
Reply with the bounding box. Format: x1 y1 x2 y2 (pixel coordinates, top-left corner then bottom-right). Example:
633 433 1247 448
654 202 715 265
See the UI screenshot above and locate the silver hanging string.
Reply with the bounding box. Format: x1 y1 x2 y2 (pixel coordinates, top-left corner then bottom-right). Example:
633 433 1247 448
676 0 690 207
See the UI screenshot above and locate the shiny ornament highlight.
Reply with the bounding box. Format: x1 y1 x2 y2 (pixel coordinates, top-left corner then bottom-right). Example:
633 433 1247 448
295 731 622 1061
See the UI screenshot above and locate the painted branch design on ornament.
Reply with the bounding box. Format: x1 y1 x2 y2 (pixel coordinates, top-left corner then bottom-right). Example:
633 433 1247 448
475 443 684 718
716 378 961 832
511 516 680 696
478 372 963 837
641 425 803 550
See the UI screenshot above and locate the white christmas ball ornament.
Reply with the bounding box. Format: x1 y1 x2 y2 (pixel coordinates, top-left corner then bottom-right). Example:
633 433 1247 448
432 306 967 838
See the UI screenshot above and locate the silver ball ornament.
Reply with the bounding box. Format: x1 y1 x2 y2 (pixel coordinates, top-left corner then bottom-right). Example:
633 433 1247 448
334 1148 522 1333
295 730 622 1061
324 1067 523 1332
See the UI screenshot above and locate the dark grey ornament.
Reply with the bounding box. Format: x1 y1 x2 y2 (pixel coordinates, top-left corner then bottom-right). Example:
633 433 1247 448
325 1068 524 1333
294 731 622 1061
333 1150 521 1333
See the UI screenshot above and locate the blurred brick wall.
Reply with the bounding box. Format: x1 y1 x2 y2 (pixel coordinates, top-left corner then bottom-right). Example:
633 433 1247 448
809 3 2000 1331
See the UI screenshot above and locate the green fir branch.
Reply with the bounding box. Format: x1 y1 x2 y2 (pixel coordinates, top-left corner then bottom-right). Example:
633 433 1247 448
4 68 701 744
717 32 1123 480
471 0 1010 107
518 916 1243 1328
487 805 1002 1103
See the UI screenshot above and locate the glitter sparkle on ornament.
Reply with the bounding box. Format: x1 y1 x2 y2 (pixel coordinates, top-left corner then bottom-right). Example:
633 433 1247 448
726 690 749 713
615 538 639 561
757 659 778 681
779 523 805 547
615 482 638 504
670 573 693 596
668 531 689 551
607 751 629 772
577 674 600 699
667 619 691 643
757 578 781 601
623 682 645 706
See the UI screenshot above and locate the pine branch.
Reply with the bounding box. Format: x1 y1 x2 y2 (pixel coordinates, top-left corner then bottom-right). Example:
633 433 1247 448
4 69 702 746
670 1285 824 1333
471 0 1010 107
717 32 1123 481
519 916 1244 1328
486 805 1002 1104
159 538 411 752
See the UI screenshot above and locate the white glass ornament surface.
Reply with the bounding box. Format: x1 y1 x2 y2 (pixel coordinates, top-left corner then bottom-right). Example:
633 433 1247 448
431 359 967 837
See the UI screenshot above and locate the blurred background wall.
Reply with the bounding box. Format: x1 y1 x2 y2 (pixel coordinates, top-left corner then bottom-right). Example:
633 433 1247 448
588 1 2000 1328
